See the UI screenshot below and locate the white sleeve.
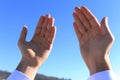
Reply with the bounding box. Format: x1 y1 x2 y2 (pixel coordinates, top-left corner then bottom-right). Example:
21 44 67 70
88 70 119 80
7 70 30 80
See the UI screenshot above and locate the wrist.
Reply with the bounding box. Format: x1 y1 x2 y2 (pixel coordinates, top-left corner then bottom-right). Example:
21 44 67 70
89 56 112 75
16 59 40 80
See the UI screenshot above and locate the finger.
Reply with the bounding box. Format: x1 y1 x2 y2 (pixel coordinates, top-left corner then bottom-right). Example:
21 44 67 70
35 16 45 35
75 7 91 30
49 26 56 44
81 6 100 28
19 25 27 42
73 22 82 40
45 18 54 39
40 14 50 37
101 17 111 34
73 12 86 33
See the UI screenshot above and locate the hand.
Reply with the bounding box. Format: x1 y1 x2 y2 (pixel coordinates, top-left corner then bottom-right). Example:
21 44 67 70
73 6 114 75
17 14 56 79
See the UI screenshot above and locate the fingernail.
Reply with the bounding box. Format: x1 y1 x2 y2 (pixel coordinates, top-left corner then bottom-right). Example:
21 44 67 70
81 6 85 8
52 17 55 21
75 6 80 11
23 25 27 28
46 14 51 18
105 17 108 22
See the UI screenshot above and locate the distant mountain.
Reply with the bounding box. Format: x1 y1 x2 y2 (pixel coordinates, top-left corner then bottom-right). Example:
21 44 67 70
0 70 71 80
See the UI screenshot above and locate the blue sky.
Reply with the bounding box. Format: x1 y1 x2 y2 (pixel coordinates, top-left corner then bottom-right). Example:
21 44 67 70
0 0 120 80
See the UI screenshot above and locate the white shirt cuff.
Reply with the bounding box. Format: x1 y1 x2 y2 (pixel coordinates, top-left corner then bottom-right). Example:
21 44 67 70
88 70 118 80
7 70 30 80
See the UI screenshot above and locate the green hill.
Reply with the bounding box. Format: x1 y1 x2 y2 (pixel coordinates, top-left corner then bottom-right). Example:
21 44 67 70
0 70 71 80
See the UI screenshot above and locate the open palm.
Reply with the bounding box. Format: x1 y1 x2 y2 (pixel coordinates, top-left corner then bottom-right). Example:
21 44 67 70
18 14 56 67
73 6 114 74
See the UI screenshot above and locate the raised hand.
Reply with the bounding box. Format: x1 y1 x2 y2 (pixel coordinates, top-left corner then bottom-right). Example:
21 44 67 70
73 6 114 75
17 14 56 79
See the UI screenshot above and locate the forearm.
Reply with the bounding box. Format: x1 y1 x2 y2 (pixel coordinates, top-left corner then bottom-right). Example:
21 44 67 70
16 59 40 80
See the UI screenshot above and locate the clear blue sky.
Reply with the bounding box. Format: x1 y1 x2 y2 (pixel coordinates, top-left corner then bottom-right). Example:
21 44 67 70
0 0 120 80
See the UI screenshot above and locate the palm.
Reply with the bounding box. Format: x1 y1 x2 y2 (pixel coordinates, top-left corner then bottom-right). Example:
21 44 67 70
18 15 56 66
80 25 113 60
73 6 114 69
22 37 51 62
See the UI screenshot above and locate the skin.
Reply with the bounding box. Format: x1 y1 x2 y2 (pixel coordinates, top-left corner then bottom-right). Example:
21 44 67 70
73 6 114 75
9 6 115 80
17 14 56 80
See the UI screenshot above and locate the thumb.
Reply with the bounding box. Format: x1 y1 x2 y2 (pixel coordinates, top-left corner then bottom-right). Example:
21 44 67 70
19 25 27 42
101 17 110 34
